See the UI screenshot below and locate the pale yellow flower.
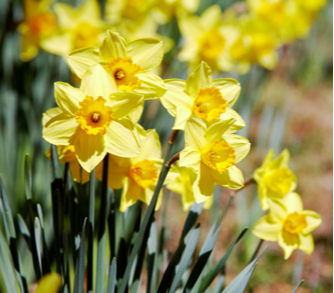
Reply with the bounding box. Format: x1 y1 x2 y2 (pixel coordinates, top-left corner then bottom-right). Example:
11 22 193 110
253 192 322 259
179 116 250 203
161 61 244 132
254 149 297 210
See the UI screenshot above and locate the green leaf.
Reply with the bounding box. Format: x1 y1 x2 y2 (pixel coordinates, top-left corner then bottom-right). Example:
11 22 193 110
74 218 87 293
107 258 117 293
17 214 31 249
87 169 95 293
170 224 201 292
147 221 158 293
24 154 32 200
292 280 304 293
50 145 62 179
34 217 43 274
62 231 71 293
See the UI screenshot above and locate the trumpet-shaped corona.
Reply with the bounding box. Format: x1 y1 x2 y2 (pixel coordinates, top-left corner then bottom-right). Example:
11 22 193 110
27 12 57 38
106 57 142 91
129 159 158 188
200 30 225 60
75 96 113 135
192 87 227 122
263 167 295 195
284 212 308 234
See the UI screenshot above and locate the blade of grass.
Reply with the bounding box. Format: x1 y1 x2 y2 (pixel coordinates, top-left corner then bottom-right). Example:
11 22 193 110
34 217 43 275
87 169 95 293
62 231 71 293
147 221 158 293
107 258 117 293
292 280 304 293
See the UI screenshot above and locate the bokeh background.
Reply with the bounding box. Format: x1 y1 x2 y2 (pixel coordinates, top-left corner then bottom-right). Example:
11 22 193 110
0 0 332 292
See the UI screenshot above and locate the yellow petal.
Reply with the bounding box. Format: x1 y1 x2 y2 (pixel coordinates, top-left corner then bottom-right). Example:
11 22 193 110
221 108 246 133
278 230 299 260
80 64 118 99
99 31 127 61
135 73 167 99
54 82 85 115
77 0 101 22
269 149 290 170
42 107 63 125
267 199 287 222
178 14 202 40
41 33 72 56
282 192 303 213
35 273 62 293
186 61 213 97
212 165 244 189
74 129 107 173
133 130 161 163
109 92 144 119
67 47 102 79
173 106 192 130
20 33 38 62
212 78 241 107
127 38 164 71
203 195 214 209
197 163 216 196
260 149 275 169
180 146 201 171
184 116 206 150
53 2 75 28
120 177 144 212
222 134 251 164
298 233 314 255
252 215 281 241
43 111 78 145
257 183 270 210
105 120 140 158
69 160 90 184
204 118 236 144
127 103 144 123
300 210 322 234
200 5 222 29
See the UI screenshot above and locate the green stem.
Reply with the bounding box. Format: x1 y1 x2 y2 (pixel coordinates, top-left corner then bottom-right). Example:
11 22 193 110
87 169 95 292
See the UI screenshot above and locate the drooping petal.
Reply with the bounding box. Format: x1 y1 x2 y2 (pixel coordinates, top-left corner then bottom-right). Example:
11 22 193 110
223 133 251 163
105 120 140 158
173 106 192 130
99 31 127 61
205 118 236 144
185 61 213 97
127 38 164 71
109 92 144 119
278 230 299 260
211 165 244 189
120 177 144 212
179 147 201 172
135 73 166 99
212 78 241 107
69 160 90 184
74 129 107 173
53 2 75 28
221 108 245 133
252 215 281 241
298 233 314 254
54 82 85 115
300 210 322 234
184 116 207 150
43 111 78 145
67 47 102 79
282 192 304 213
133 130 161 162
80 64 118 99
257 183 270 210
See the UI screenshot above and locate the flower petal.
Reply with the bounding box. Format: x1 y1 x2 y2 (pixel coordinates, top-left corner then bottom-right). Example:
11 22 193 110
77 0 101 22
199 5 221 29
191 164 215 203
212 165 244 189
252 215 281 241
298 233 314 254
186 61 213 97
127 103 144 123
120 177 144 212
205 118 237 144
301 210 322 234
260 149 275 169
223 133 251 163
127 38 164 71
109 92 144 119
184 116 207 150
99 31 127 61
67 47 102 79
135 72 166 99
278 230 299 260
221 108 245 133
53 2 75 28
54 82 85 115
74 130 107 173
179 146 201 172
69 160 90 184
213 78 241 107
105 120 140 158
41 33 72 57
43 111 78 145
173 106 192 130
42 107 63 125
267 199 287 222
282 192 304 213
257 183 270 210
269 149 290 170
80 64 118 98
133 129 161 163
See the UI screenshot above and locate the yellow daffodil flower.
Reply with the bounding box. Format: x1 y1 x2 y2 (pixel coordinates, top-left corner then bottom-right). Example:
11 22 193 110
41 0 108 57
254 149 297 210
161 61 244 132
42 64 143 172
179 116 250 203
45 145 90 184
178 5 238 72
35 273 62 293
252 192 322 259
167 164 213 211
18 0 57 61
95 128 169 212
67 31 166 100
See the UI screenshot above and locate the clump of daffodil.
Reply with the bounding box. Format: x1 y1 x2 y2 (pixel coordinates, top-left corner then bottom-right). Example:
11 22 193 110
45 145 90 184
179 116 250 203
254 149 297 210
252 192 321 259
41 0 108 57
177 5 238 72
18 0 58 61
67 30 166 100
42 64 143 172
167 163 213 211
95 128 173 212
161 61 245 132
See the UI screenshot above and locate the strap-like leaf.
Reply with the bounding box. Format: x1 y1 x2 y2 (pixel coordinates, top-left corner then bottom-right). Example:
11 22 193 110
107 258 117 293
292 280 304 293
147 221 158 293
74 218 87 293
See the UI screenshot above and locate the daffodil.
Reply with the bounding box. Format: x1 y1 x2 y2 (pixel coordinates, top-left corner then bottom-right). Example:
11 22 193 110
42 64 143 172
167 164 213 211
179 116 250 203
35 273 62 293
252 192 322 259
45 145 90 184
177 5 238 72
67 31 166 100
18 0 57 61
95 128 169 212
254 149 297 210
41 0 108 57
161 61 244 132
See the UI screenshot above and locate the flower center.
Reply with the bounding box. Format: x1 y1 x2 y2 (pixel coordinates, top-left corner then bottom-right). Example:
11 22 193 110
192 87 227 122
75 96 113 135
129 160 158 188
284 212 307 234
28 12 57 38
200 30 225 60
263 167 294 195
202 140 236 173
72 22 100 50
106 57 142 92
